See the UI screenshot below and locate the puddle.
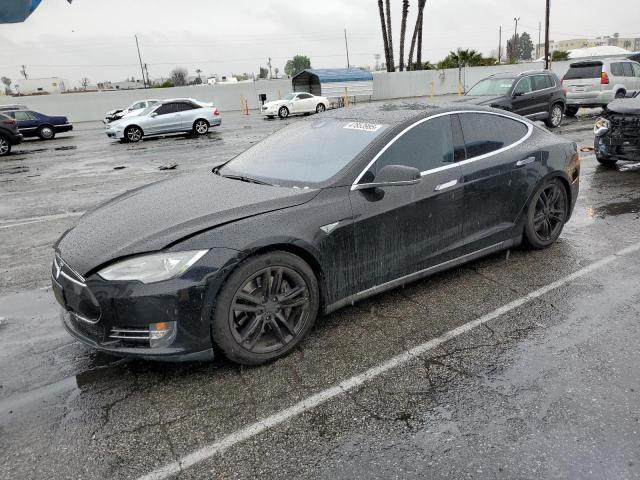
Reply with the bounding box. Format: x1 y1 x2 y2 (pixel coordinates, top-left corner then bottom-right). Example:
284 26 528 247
593 197 640 218
54 146 78 151
0 165 29 175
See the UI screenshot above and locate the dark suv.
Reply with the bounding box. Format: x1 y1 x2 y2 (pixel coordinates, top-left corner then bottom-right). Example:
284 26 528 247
0 112 24 156
457 70 566 128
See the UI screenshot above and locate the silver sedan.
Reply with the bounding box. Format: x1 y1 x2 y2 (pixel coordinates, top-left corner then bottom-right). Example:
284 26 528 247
105 99 222 143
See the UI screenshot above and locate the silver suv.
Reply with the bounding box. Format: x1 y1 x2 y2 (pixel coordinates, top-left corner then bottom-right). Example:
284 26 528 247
562 58 640 116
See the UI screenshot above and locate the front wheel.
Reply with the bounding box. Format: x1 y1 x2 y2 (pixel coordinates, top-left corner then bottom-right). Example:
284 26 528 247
38 125 55 140
545 103 564 128
524 178 568 250
596 152 618 166
193 119 209 135
0 136 11 156
278 106 290 119
316 103 326 113
124 126 143 143
212 251 319 365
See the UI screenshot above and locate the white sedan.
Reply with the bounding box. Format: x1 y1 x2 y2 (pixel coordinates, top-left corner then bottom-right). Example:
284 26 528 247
261 92 329 119
104 99 160 124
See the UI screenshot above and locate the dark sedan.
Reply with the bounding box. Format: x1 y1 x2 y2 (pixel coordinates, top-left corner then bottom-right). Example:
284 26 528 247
52 104 580 365
7 109 73 139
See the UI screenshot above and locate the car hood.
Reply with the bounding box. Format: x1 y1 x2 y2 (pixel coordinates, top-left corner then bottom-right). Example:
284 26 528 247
263 100 289 109
56 173 319 275
452 95 505 106
606 97 640 115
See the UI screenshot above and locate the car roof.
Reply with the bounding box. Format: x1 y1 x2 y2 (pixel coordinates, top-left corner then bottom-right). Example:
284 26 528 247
488 70 552 79
314 101 520 127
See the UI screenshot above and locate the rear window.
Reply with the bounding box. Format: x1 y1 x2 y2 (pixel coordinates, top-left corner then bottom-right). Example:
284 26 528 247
564 63 602 79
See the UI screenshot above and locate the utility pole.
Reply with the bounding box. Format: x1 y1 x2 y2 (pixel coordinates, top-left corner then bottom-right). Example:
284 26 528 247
19 65 28 80
144 63 150 87
498 26 502 63
513 17 520 63
537 22 542 59
544 0 551 70
344 28 350 68
134 34 147 89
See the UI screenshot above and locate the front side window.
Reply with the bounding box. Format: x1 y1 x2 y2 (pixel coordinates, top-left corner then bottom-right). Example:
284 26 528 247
368 115 454 179
513 77 533 95
459 113 529 158
155 104 176 115
611 63 624 77
221 119 389 186
633 63 640 77
622 63 634 77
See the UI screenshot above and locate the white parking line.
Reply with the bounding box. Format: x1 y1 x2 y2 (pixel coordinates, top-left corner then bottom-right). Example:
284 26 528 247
0 212 84 230
137 241 640 480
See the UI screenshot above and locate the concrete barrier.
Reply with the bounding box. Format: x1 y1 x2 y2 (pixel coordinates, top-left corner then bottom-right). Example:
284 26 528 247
9 61 574 122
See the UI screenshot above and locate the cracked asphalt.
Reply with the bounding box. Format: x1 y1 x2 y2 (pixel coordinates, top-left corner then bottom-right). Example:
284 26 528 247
1 104 639 480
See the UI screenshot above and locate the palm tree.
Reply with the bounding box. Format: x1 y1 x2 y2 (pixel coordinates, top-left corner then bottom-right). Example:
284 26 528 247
385 0 395 71
398 0 410 71
378 0 391 72
407 0 426 70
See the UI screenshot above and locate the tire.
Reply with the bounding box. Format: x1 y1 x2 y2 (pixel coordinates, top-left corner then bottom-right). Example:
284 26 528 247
278 106 290 119
545 103 564 128
565 106 579 117
615 90 626 99
316 103 326 113
38 125 55 140
212 251 319 366
596 152 618 166
524 178 568 250
266 115 275 119
0 136 11 156
193 119 209 135
124 125 143 143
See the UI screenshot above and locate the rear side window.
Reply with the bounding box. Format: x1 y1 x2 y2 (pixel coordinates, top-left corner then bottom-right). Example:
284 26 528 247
459 113 529 158
532 75 550 91
611 63 624 76
373 115 454 175
13 111 32 121
622 63 634 77
633 63 640 77
564 63 602 79
175 102 195 112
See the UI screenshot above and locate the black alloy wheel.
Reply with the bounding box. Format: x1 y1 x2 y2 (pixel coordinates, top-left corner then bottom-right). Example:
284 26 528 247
525 178 568 249
125 126 143 143
278 106 290 119
316 103 326 113
212 251 319 365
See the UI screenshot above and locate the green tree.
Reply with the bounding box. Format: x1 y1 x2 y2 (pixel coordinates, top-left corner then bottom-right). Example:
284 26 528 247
1 76 11 94
551 50 569 61
258 67 268 79
170 67 188 86
284 55 311 77
506 32 534 63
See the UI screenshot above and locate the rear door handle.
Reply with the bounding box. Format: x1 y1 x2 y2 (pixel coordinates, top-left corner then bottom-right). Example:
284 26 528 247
516 156 536 167
434 179 458 191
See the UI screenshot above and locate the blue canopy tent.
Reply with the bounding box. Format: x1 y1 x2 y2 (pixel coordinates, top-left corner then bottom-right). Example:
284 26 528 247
0 0 71 24
292 68 374 100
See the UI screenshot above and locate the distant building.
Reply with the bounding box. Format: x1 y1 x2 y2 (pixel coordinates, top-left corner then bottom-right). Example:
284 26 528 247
206 77 217 85
13 77 68 95
97 80 144 90
538 36 639 54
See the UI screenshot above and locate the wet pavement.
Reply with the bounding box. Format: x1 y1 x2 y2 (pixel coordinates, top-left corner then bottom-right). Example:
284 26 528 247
1 105 639 480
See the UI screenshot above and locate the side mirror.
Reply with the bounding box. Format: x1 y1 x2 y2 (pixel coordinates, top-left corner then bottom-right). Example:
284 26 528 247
354 165 422 190
150 112 158 117
512 91 525 98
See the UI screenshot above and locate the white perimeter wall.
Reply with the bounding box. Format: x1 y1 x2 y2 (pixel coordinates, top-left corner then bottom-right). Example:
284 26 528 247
14 61 574 122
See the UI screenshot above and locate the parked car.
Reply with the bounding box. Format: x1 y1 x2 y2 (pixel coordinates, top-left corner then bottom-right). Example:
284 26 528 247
5 109 72 139
104 99 160 124
563 58 640 116
458 70 566 128
0 112 24 156
261 92 329 119
594 96 640 165
54 103 580 364
105 99 221 142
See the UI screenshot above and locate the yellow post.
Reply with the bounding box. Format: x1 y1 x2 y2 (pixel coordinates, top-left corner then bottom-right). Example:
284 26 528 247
429 81 435 99
278 89 282 100
240 94 245 112
457 81 462 96
343 86 349 107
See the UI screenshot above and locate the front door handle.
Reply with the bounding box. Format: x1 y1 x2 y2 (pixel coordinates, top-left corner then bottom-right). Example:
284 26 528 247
434 179 458 191
516 156 536 167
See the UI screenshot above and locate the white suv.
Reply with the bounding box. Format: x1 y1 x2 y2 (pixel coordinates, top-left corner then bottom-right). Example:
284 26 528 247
562 58 640 116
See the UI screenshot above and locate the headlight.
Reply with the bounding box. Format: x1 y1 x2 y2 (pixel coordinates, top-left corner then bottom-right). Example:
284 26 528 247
98 250 208 283
594 117 611 136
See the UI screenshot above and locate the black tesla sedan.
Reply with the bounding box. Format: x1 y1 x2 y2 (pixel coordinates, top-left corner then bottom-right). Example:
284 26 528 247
52 103 580 365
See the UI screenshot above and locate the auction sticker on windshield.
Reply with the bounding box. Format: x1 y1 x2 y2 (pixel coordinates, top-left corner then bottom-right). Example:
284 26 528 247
344 122 383 132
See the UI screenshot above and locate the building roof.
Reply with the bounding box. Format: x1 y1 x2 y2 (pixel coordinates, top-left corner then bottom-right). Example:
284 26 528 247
292 68 374 83
568 45 631 59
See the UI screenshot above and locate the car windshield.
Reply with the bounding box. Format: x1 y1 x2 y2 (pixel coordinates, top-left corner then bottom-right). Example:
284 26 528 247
219 119 389 186
140 105 157 116
283 93 297 100
467 78 515 96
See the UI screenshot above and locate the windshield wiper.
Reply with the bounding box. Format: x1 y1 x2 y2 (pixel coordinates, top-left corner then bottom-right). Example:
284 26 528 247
220 174 273 186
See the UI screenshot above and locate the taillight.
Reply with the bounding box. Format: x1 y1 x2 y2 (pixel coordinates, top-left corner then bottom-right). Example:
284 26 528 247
213 108 220 116
1 118 16 125
601 71 609 85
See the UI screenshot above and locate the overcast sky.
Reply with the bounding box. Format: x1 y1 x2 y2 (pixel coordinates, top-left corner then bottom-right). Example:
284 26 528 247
1 0 638 86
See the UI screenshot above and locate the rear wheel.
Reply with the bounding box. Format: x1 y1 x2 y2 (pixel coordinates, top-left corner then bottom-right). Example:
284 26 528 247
124 126 143 143
278 106 290 119
545 103 564 128
0 136 11 156
212 251 319 365
193 119 209 135
38 125 55 140
565 106 579 117
524 178 568 249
